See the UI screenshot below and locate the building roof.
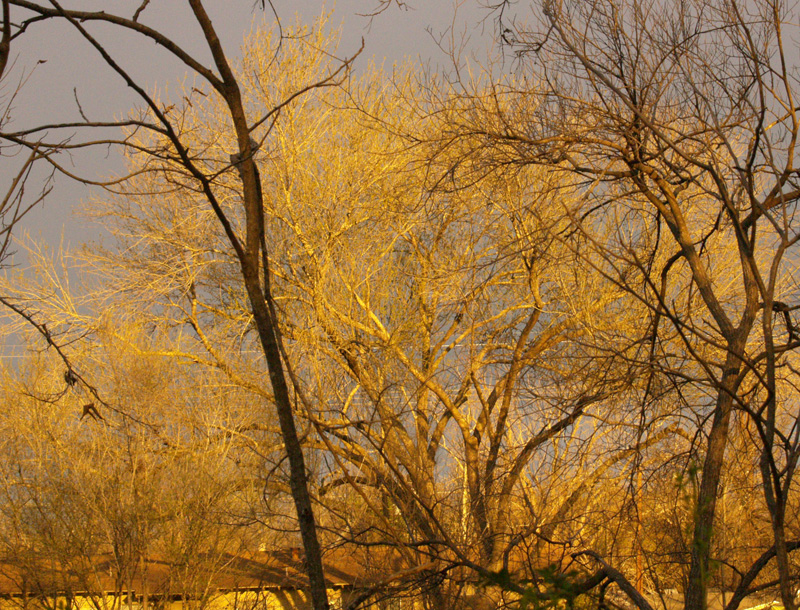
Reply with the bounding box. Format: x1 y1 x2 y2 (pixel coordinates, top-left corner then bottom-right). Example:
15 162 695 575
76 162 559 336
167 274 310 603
0 548 409 598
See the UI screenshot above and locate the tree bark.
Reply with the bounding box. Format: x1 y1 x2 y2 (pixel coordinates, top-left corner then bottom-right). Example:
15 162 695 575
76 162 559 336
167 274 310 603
185 2 330 608
685 352 742 610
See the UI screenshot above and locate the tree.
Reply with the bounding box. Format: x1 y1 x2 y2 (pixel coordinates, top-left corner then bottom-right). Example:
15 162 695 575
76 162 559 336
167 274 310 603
0 319 273 610
0 0 55 272
7 2 800 610
426 0 800 608
74 25 669 607
1 4 363 609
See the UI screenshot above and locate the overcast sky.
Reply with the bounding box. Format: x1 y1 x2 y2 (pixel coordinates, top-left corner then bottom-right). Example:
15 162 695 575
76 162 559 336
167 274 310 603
7 1 498 256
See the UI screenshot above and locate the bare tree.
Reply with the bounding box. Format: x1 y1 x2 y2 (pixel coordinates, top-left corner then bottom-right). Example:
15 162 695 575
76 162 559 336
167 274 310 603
0 320 273 610
0 0 54 270
424 0 800 608
75 34 672 607
0 4 366 608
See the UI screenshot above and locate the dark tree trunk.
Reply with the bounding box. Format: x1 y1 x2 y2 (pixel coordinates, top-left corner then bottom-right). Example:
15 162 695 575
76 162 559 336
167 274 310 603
186 2 330 608
685 353 742 610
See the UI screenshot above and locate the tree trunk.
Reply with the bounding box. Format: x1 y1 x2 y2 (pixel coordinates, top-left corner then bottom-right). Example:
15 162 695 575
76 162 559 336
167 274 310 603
184 3 331 608
685 354 741 610
242 211 330 610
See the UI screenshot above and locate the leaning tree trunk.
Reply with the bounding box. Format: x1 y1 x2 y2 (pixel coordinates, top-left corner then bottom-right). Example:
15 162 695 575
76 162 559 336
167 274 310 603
186 2 330 608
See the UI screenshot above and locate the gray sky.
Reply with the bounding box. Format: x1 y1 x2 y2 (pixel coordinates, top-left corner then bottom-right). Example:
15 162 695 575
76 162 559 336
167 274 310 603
7 1 497 256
